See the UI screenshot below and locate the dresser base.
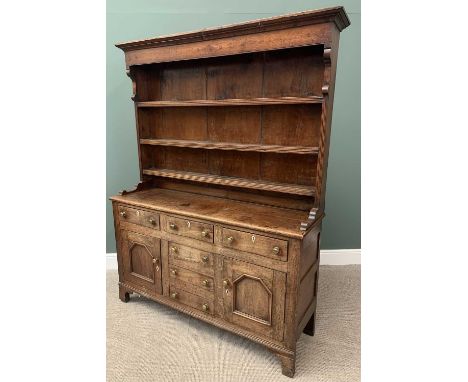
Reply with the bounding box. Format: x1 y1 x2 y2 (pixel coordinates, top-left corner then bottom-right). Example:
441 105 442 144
118 280 299 377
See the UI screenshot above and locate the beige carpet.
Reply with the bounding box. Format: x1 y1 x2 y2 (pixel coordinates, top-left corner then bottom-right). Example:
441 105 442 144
107 265 360 381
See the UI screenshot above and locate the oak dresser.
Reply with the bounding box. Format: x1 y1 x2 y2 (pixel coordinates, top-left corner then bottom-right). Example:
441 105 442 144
111 6 350 377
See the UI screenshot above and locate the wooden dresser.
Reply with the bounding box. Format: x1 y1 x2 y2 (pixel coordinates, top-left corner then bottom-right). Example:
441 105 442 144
111 6 350 377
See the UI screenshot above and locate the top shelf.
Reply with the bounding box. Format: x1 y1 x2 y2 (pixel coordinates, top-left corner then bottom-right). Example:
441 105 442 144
136 96 323 108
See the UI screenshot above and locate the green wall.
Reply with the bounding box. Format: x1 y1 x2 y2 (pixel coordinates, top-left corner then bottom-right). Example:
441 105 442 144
106 0 361 252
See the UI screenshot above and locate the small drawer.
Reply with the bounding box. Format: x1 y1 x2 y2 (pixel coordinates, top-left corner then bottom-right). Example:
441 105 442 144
169 266 214 292
164 216 213 243
169 286 214 315
168 242 214 276
118 205 160 230
221 228 288 261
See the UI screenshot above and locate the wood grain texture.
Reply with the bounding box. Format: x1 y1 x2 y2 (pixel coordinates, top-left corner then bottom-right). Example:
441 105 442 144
136 96 323 107
112 190 309 239
116 7 349 51
112 7 349 378
142 168 315 196
140 138 319 155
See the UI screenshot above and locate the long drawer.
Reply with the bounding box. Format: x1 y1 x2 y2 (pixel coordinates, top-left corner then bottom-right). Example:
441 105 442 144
163 215 214 243
221 227 288 261
117 204 160 230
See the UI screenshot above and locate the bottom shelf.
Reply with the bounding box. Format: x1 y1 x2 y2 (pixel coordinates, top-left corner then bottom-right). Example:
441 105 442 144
142 168 315 197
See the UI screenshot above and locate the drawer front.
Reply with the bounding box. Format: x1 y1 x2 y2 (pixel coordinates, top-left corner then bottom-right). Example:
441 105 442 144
169 266 214 293
164 215 213 243
168 242 214 276
118 205 160 230
169 286 214 315
221 228 288 261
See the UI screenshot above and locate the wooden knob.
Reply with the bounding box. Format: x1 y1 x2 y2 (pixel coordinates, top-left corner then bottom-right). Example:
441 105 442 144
169 222 177 230
171 269 177 276
273 246 280 255
201 230 209 237
202 279 209 287
201 255 209 263
119 211 127 218
149 217 156 225
170 292 178 299
202 304 209 311
226 236 234 244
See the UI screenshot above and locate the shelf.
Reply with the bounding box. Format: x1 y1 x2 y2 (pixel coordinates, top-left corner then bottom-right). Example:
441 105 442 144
136 96 323 108
140 139 318 155
142 168 315 196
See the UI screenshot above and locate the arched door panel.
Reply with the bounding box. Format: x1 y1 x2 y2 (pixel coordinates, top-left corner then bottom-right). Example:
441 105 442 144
222 258 286 341
121 230 162 295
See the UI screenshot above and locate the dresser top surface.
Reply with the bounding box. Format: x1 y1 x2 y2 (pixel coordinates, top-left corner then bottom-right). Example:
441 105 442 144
111 188 311 239
115 6 350 52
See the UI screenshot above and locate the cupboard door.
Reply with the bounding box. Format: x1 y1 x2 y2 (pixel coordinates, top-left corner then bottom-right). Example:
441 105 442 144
121 230 162 295
222 258 286 341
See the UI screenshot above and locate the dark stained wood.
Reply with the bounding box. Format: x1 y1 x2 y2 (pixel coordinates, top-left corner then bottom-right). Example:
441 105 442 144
140 138 319 155
112 7 349 378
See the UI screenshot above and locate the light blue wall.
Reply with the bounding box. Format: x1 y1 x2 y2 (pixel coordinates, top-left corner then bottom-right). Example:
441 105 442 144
107 0 361 252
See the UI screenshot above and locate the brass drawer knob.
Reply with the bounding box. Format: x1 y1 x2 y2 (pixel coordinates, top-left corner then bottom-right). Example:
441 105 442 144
170 292 178 299
170 246 178 253
119 211 127 218
226 236 234 245
273 246 281 255
169 222 177 230
202 279 209 287
202 304 209 311
171 269 177 276
152 258 158 264
223 279 230 287
149 217 156 225
201 230 209 238
201 255 209 263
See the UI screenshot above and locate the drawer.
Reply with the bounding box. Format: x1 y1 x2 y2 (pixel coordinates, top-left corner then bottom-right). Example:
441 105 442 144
169 286 214 315
221 228 288 261
168 242 214 276
164 215 213 243
118 205 160 230
169 266 214 293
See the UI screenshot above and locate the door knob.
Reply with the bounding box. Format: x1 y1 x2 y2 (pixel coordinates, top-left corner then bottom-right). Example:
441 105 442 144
170 246 178 253
223 279 230 287
202 279 209 287
171 269 177 276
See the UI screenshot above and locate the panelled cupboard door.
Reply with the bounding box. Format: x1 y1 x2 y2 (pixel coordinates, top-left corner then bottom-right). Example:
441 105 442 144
222 258 286 341
121 230 162 295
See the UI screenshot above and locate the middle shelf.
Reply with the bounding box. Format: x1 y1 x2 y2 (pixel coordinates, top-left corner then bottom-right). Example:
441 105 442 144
140 138 319 155
136 96 323 108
